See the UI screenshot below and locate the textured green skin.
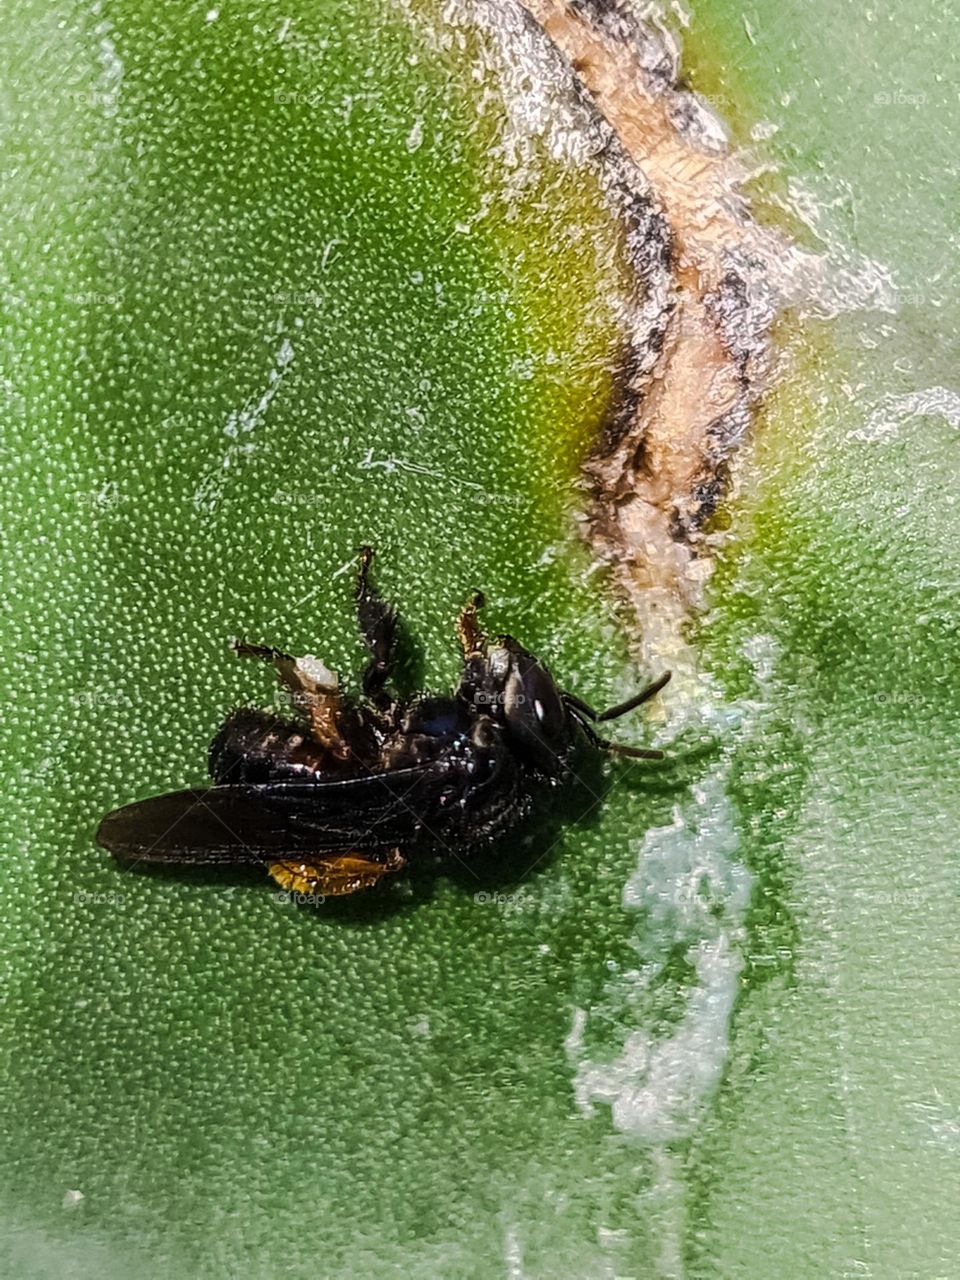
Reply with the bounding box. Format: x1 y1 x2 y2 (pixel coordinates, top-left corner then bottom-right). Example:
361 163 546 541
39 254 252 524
3 0 959 1276
682 3 960 1276
0 3 666 1276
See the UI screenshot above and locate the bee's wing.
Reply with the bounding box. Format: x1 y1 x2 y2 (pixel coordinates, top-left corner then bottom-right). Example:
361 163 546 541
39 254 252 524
95 764 451 864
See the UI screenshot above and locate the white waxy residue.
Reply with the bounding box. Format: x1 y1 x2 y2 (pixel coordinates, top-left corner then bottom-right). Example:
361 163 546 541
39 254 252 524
570 775 751 1143
293 655 338 691
854 385 960 442
222 336 294 440
503 1224 525 1280
763 175 898 319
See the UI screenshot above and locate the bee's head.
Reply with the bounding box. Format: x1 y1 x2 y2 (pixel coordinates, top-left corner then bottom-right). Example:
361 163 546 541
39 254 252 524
463 635 670 775
471 638 574 778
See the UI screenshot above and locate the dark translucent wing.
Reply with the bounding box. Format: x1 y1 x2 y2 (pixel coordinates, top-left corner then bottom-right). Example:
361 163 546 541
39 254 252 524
97 787 304 863
96 764 452 864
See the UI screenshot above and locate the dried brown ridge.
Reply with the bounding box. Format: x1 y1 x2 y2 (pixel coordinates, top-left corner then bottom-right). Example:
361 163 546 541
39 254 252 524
520 0 782 619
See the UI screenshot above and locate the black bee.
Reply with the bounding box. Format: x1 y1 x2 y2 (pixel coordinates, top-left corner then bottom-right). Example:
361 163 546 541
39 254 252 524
96 548 670 899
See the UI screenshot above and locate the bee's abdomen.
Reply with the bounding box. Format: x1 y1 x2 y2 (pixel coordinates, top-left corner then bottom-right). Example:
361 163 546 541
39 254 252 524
209 708 331 784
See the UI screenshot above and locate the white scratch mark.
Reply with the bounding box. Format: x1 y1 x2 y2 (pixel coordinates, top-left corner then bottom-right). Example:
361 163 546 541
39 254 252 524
193 333 296 512
321 238 342 271
406 115 424 152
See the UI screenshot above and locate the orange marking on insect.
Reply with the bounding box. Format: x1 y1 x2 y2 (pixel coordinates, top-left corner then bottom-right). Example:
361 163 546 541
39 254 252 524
268 848 406 898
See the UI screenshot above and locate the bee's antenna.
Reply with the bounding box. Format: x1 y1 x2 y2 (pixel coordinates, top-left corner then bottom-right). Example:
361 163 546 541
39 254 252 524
604 742 664 760
565 703 664 760
565 673 670 761
596 671 671 722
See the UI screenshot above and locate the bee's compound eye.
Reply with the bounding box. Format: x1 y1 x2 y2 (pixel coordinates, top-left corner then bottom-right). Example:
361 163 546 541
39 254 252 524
501 653 570 774
517 663 566 738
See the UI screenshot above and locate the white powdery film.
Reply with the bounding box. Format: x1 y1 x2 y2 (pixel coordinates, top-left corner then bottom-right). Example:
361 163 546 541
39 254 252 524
571 776 752 1143
760 174 898 320
853 385 960 443
436 0 615 174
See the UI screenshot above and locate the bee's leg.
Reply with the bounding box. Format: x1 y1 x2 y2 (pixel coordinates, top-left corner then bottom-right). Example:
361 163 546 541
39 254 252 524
456 590 486 659
231 640 347 757
454 591 489 710
231 639 338 705
232 640 297 697
355 545 398 705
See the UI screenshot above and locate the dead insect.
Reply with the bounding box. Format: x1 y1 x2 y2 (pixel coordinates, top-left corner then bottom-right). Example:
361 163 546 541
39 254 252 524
96 548 670 900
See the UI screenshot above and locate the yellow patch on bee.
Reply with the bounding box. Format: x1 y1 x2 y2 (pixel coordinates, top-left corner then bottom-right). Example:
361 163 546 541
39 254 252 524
268 849 405 898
